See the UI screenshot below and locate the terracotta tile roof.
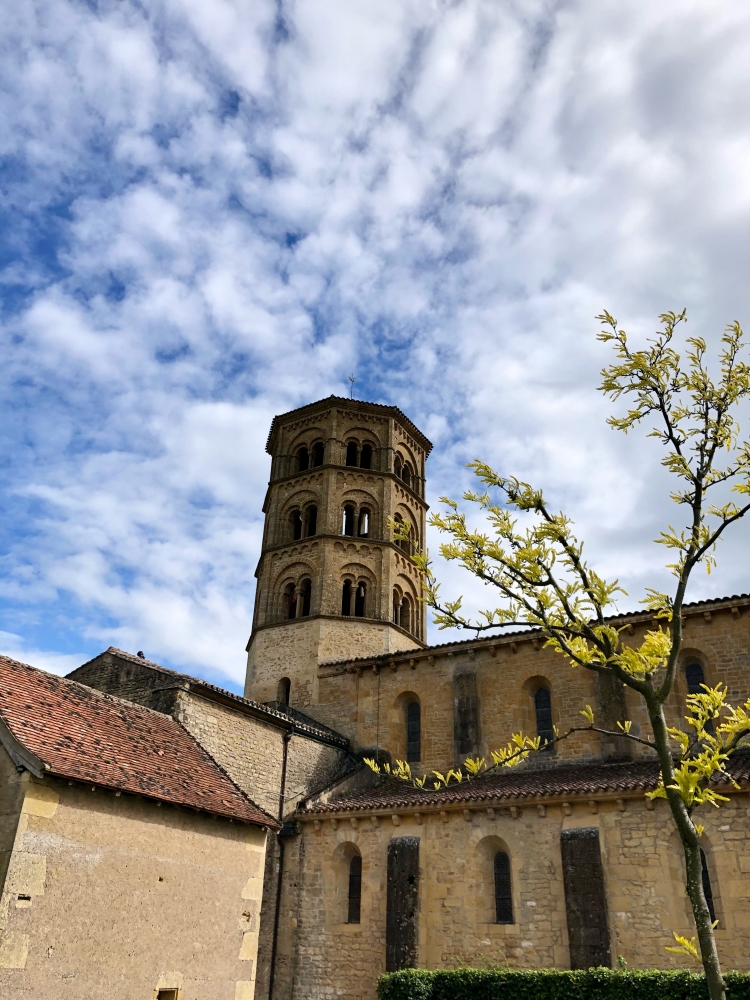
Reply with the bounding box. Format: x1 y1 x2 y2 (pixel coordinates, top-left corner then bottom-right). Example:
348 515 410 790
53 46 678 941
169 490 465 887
299 753 750 814
0 654 278 829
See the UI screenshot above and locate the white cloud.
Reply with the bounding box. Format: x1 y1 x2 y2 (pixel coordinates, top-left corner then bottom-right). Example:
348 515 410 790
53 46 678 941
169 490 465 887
0 0 748 688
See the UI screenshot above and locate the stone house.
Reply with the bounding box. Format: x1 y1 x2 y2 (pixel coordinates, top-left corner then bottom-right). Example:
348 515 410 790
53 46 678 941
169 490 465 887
1 395 749 999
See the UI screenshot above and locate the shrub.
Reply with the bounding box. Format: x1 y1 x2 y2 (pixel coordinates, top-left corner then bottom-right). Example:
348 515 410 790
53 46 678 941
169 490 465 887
377 968 750 1000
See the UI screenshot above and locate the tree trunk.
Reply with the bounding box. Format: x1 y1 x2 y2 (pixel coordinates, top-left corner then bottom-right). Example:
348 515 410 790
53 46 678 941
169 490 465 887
647 700 726 1000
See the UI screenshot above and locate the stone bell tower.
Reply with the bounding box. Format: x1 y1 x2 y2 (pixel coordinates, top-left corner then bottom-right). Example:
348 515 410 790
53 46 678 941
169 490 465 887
244 396 432 712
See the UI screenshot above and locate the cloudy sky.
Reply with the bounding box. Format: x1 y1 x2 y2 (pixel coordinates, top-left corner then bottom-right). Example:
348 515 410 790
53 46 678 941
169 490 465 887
1 0 749 692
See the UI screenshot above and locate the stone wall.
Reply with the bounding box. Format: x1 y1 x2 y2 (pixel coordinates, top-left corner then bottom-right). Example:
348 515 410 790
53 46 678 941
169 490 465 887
282 790 750 1000
0 761 267 1000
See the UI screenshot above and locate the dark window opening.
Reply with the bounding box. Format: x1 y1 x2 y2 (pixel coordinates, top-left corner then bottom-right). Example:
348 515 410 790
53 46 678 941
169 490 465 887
343 504 355 536
342 580 352 616
346 441 358 466
393 590 401 625
701 848 716 923
296 446 309 472
401 463 412 488
290 510 302 541
360 444 372 469
305 505 317 537
347 854 362 923
535 687 554 751
494 851 513 923
277 677 291 705
157 991 179 1000
357 508 370 537
299 578 312 617
400 596 412 633
311 442 325 467
394 456 402 478
354 582 366 617
686 662 714 733
282 583 297 620
406 701 421 762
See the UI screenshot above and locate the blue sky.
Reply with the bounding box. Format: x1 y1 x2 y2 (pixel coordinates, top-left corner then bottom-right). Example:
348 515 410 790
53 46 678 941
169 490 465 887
1 0 749 693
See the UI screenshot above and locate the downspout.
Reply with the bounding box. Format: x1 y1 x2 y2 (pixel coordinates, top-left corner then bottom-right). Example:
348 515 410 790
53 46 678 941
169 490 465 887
269 730 292 1000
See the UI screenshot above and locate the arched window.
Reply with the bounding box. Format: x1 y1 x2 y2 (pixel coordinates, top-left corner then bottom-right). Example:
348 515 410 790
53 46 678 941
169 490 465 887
494 852 513 923
534 687 554 751
282 583 297 620
400 596 411 633
290 510 303 541
342 504 355 536
299 578 312 617
685 662 706 693
342 580 352 616
401 463 412 488
394 456 402 478
701 848 716 923
347 854 362 924
296 446 309 472
354 582 366 617
406 701 421 762
305 505 317 537
392 589 401 625
360 444 372 469
357 507 370 538
311 442 325 467
346 441 358 466
277 677 291 706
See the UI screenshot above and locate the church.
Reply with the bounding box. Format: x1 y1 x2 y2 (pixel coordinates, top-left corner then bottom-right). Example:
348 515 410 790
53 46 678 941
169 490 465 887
0 395 749 1000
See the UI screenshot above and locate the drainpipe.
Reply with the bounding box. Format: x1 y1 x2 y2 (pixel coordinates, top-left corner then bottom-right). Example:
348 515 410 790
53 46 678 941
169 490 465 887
269 730 292 1000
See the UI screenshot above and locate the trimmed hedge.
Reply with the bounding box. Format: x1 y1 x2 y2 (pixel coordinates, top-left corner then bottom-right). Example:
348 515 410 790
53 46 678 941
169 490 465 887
377 968 750 1000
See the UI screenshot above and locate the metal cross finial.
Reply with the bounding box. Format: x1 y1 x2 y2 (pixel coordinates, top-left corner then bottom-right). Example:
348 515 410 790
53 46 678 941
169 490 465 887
348 374 356 399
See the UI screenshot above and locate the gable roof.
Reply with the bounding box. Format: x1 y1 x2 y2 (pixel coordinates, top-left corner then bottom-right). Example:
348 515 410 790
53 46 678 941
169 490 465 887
0 653 278 829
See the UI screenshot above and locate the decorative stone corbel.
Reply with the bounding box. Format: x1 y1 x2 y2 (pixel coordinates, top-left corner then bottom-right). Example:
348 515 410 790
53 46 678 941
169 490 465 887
562 801 572 816
537 804 546 818
391 814 401 827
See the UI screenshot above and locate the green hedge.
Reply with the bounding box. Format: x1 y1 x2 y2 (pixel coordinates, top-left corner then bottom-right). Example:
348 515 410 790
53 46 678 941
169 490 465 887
377 968 750 1000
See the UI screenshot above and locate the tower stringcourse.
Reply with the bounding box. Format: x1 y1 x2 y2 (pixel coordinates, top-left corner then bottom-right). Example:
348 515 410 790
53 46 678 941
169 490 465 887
245 396 432 710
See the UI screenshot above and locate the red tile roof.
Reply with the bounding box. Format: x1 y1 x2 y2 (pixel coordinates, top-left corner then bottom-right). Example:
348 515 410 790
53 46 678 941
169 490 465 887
0 654 278 829
300 753 750 814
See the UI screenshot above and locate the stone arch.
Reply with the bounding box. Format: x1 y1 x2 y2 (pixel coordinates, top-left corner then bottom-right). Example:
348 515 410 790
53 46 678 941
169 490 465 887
280 490 320 543
331 841 363 924
475 835 516 926
273 562 315 620
389 691 422 764
392 505 418 554
340 563 375 618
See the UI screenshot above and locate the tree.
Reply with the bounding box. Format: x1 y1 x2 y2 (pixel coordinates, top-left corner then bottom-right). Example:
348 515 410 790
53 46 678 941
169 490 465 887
373 311 750 1000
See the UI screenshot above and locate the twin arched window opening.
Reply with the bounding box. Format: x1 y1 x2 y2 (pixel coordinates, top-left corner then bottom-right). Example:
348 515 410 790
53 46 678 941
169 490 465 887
346 441 373 469
342 504 371 538
290 505 317 541
392 513 416 555
295 442 325 472
534 687 554 752
393 590 416 636
342 580 367 617
282 578 312 620
394 455 414 489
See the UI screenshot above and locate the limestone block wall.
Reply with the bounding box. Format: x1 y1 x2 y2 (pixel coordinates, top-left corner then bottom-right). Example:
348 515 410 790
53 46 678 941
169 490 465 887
282 791 750 1000
317 599 749 776
0 763 267 1000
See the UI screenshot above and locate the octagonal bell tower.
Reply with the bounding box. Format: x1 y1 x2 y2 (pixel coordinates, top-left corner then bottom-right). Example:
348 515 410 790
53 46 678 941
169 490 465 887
244 396 431 711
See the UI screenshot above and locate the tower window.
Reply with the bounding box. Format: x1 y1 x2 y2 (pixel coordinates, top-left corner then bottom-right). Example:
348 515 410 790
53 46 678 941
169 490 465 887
342 580 352 616
494 852 513 924
357 507 370 538
305 505 317 537
354 582 366 617
290 510 303 541
401 463 412 488
535 687 554 751
277 677 291 706
400 596 412 633
299 578 312 617
296 446 309 472
393 590 401 625
700 848 716 923
343 504 355 536
346 442 358 466
406 701 421 762
282 583 297 620
360 444 372 469
394 456 402 478
347 854 362 924
311 442 325 467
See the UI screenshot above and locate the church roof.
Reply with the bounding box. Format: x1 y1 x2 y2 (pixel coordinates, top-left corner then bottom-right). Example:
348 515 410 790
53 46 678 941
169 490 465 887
299 752 750 814
265 395 433 455
0 653 278 829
